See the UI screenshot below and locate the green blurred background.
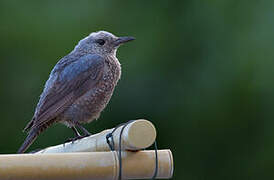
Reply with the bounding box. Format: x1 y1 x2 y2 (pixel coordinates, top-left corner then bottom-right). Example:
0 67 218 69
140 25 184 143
0 0 274 179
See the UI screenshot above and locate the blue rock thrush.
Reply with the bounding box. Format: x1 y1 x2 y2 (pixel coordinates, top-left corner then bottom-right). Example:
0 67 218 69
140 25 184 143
18 31 135 153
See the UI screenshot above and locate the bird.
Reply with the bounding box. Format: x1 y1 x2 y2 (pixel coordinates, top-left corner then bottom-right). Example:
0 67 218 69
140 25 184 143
18 31 135 153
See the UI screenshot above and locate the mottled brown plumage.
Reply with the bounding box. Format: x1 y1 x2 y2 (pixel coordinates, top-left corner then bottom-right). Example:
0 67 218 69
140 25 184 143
18 31 135 153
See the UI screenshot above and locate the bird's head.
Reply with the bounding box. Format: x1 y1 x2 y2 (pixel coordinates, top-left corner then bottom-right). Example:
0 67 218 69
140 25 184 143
75 31 135 56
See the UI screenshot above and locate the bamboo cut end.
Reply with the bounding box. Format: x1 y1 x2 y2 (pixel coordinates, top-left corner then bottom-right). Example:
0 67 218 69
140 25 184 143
124 119 157 150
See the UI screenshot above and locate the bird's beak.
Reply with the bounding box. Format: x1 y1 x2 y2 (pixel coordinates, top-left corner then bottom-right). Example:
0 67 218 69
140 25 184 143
114 36 135 46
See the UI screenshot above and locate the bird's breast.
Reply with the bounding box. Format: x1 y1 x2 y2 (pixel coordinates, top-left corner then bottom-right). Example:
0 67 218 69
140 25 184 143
61 57 121 126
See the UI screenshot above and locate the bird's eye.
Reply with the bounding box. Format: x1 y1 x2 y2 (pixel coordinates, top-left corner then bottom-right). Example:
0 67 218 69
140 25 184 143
96 39 105 46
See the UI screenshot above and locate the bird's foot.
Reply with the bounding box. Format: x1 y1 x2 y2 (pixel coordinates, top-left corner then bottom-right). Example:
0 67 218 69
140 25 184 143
64 135 89 144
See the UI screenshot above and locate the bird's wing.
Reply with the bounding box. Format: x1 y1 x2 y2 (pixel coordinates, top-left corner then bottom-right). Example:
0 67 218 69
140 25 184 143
25 54 105 131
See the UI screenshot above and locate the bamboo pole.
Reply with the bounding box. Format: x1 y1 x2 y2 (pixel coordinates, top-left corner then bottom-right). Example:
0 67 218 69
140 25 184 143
0 150 173 180
36 119 156 154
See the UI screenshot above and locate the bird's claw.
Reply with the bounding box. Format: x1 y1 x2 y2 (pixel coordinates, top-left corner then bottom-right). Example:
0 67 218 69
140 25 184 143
64 135 89 144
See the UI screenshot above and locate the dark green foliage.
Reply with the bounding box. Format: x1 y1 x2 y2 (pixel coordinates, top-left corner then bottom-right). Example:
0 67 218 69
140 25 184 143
0 0 273 179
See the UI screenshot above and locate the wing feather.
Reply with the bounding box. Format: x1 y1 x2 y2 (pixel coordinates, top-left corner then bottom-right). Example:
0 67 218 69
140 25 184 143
24 54 105 131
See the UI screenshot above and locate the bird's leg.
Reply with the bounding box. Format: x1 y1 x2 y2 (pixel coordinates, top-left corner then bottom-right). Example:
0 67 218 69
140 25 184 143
72 126 82 137
64 126 84 143
76 124 91 137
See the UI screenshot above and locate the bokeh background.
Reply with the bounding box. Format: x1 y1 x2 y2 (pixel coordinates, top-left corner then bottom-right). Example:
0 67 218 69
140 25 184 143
0 0 274 179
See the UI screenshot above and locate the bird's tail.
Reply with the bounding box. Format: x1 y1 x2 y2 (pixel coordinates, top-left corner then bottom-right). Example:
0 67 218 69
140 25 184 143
23 116 35 132
17 128 40 154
